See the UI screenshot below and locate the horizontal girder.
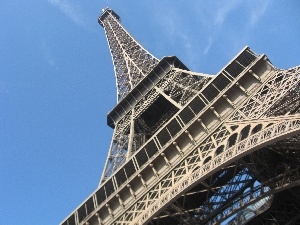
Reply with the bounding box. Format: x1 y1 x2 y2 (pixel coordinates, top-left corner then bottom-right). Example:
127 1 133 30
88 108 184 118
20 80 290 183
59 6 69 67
61 46 300 225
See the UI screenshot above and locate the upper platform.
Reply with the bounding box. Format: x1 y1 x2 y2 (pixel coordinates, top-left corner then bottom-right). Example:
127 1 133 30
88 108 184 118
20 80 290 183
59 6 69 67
98 8 120 27
107 56 189 128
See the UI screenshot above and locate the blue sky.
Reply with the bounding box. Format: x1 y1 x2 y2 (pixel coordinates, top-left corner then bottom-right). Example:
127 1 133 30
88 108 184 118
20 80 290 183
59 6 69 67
1 1 299 224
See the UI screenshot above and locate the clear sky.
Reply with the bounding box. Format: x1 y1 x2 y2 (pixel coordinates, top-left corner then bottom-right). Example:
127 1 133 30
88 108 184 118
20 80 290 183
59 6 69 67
1 1 300 224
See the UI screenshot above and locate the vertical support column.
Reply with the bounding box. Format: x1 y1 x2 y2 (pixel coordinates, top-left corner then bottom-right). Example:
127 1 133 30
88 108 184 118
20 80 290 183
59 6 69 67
127 109 135 159
236 82 249 95
210 107 221 119
127 184 136 198
95 213 103 225
150 164 159 177
75 211 79 225
138 174 147 187
173 141 183 155
223 95 235 108
116 194 124 208
184 130 197 145
197 119 208 132
249 70 261 81
161 153 171 167
106 204 113 218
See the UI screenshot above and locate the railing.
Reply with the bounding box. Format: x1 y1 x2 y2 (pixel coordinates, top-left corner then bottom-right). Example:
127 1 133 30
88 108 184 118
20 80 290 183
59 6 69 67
133 116 300 224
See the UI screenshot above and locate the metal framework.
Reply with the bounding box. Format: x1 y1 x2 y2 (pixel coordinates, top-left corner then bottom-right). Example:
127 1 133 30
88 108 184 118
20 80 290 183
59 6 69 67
99 8 159 102
99 8 213 182
61 8 300 225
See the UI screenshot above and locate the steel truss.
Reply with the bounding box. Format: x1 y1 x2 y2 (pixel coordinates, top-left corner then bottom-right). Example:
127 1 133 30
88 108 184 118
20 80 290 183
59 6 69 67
99 8 159 101
131 67 300 224
100 65 211 181
99 8 212 182
112 55 300 225
60 8 300 225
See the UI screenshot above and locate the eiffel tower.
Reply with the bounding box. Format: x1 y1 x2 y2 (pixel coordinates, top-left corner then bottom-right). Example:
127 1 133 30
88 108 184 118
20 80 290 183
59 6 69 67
61 8 300 225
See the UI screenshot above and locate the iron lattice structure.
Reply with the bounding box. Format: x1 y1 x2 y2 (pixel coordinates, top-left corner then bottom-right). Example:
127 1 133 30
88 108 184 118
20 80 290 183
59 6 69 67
99 8 212 182
61 8 300 225
99 8 158 181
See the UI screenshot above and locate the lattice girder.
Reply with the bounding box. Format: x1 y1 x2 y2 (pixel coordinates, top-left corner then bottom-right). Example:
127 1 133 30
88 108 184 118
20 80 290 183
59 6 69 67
99 8 159 101
60 46 300 225
242 186 300 225
110 58 300 224
125 117 300 225
101 58 212 181
206 154 300 224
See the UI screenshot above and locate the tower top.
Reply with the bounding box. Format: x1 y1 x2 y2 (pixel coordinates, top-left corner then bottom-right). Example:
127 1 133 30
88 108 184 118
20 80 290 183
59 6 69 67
98 8 120 27
98 8 159 101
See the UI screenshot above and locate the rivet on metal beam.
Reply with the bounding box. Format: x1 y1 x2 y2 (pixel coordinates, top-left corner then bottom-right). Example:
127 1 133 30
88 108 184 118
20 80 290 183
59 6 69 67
161 152 171 167
138 174 147 187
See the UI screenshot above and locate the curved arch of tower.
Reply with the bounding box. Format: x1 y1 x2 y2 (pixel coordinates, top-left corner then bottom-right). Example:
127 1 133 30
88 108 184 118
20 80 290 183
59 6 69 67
61 8 300 225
